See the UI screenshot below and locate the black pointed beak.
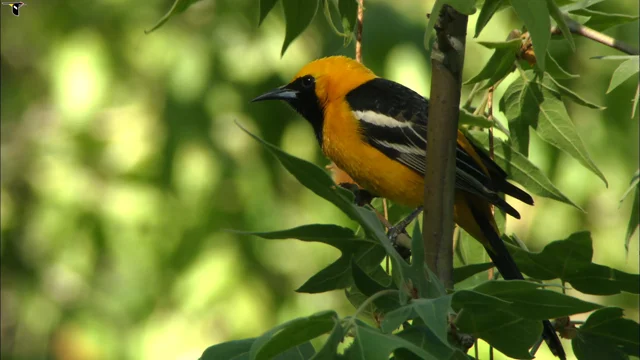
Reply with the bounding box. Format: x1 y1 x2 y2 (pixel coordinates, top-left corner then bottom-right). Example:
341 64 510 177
251 86 298 103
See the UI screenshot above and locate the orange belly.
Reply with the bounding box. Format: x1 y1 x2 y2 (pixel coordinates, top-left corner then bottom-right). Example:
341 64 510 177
322 100 425 208
321 99 495 244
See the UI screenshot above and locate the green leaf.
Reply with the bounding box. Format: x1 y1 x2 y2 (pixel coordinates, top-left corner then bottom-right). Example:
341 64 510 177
236 123 413 294
201 338 315 360
453 262 494 283
546 0 575 51
473 280 602 320
424 1 445 49
201 338 255 360
338 0 359 34
410 220 447 299
607 57 640 93
507 231 640 295
238 224 385 293
281 0 320 56
345 286 374 317
475 0 505 37
459 109 510 135
250 311 335 360
380 296 453 347
501 70 608 186
559 0 605 12
447 0 477 15
545 76 605 110
621 170 640 253
546 52 579 79
465 39 520 87
573 307 640 359
145 0 203 34
453 290 540 359
410 297 453 344
312 318 344 360
571 8 640 32
259 0 279 25
465 130 583 210
510 0 551 71
351 261 399 312
620 170 640 203
394 326 465 360
347 320 439 360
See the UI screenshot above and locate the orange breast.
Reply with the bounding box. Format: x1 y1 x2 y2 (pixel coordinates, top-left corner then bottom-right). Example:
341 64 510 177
321 99 425 208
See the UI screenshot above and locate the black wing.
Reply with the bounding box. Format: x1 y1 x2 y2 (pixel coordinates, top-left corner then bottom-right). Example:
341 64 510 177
345 78 531 217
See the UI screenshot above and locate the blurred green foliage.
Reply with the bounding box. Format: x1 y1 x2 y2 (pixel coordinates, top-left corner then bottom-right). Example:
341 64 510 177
1 0 638 359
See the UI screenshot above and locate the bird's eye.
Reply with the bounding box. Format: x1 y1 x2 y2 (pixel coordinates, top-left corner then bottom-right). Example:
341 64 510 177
301 75 315 89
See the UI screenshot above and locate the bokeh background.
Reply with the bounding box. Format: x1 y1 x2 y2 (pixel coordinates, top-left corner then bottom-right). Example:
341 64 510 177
1 0 638 359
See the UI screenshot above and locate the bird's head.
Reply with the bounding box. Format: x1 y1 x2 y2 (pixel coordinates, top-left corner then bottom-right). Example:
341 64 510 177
252 56 376 141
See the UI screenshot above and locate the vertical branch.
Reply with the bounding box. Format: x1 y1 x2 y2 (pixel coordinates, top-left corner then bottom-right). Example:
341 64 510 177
423 5 468 289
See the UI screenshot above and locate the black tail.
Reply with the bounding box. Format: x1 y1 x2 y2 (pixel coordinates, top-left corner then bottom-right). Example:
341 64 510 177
469 140 535 206
468 200 566 360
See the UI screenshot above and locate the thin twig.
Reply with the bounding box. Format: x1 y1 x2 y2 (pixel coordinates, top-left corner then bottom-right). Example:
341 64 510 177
551 16 639 55
355 0 364 63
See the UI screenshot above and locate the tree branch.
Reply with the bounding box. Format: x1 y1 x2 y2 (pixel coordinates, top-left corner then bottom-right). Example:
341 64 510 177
356 0 364 63
423 5 468 289
552 16 639 55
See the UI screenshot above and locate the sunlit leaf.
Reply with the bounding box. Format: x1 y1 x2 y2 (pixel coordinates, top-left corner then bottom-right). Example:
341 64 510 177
510 0 551 71
459 109 510 135
571 8 640 32
465 130 583 210
201 338 255 360
281 0 320 56
259 0 279 25
312 318 345 360
573 307 640 359
338 0 359 34
545 76 605 109
546 0 575 51
500 70 608 186
145 0 203 34
607 57 639 93
250 311 334 360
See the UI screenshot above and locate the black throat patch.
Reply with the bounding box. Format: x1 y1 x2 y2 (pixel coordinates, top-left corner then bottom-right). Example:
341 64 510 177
284 76 325 145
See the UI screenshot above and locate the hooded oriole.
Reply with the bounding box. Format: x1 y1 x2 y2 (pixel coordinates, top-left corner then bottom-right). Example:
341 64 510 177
252 55 566 359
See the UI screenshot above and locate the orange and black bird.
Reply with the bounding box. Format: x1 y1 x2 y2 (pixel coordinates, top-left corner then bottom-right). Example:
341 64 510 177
252 56 566 359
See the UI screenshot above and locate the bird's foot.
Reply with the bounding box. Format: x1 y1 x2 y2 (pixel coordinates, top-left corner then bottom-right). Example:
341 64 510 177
386 207 423 260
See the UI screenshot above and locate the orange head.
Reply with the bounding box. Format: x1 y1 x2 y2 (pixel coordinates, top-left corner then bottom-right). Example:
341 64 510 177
252 56 377 142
